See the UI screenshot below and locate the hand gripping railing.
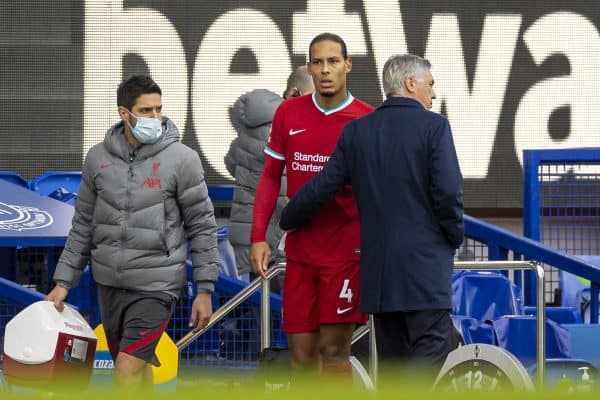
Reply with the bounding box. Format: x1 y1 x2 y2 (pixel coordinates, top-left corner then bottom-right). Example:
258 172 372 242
177 260 545 388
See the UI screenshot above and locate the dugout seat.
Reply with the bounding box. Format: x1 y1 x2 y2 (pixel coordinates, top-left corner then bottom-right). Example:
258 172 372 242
29 171 82 196
452 270 523 322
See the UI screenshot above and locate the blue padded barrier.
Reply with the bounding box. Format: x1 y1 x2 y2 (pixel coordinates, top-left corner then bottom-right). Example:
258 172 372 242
0 171 29 189
493 315 571 368
452 271 523 322
67 265 100 327
522 306 582 325
0 276 45 307
29 171 82 196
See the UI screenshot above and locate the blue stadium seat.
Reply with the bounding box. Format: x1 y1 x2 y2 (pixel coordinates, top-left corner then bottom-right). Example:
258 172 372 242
47 187 78 205
560 257 600 322
0 171 29 189
216 225 238 279
562 324 600 369
450 315 494 345
523 306 582 325
29 171 82 196
574 288 600 323
207 184 235 202
560 270 587 309
493 315 571 368
452 270 523 322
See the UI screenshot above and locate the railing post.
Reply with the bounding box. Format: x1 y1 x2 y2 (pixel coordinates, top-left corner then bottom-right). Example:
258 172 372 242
260 276 271 352
368 315 377 386
523 150 541 241
535 262 545 388
522 150 541 307
513 252 523 289
591 282 599 324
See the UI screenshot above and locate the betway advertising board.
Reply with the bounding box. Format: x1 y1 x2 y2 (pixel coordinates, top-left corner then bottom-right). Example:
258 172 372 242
1 1 598 208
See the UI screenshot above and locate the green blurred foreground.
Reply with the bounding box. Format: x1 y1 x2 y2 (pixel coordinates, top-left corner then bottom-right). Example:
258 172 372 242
2 371 599 400
2 386 599 400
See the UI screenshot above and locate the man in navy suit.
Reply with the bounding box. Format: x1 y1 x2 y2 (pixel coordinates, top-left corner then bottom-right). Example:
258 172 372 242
280 54 464 377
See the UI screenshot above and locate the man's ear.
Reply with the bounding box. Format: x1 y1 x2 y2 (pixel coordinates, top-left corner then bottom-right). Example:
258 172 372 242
345 57 353 73
404 76 415 94
117 106 129 124
118 106 129 123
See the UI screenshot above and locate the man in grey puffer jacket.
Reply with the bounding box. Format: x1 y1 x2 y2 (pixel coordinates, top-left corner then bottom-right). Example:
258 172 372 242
46 75 219 389
224 66 314 279
224 89 285 278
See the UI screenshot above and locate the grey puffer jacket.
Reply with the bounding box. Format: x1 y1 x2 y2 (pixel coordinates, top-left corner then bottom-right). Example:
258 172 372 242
54 118 219 293
224 89 286 274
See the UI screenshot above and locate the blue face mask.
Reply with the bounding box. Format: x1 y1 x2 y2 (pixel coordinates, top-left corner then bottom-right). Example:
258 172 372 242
126 110 163 144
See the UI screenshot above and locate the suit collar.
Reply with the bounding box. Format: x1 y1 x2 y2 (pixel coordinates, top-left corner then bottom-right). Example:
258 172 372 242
377 96 424 110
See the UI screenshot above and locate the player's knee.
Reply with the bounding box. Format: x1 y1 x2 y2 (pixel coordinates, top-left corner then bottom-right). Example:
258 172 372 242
319 342 349 364
291 347 319 368
115 353 146 382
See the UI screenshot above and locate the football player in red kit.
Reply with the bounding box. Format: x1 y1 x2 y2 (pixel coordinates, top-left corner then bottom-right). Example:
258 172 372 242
250 32 373 381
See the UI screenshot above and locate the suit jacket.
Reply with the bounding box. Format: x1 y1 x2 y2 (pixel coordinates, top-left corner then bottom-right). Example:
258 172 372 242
280 97 464 313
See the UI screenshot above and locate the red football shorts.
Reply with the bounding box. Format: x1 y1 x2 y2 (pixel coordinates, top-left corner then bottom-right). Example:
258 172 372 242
282 259 367 333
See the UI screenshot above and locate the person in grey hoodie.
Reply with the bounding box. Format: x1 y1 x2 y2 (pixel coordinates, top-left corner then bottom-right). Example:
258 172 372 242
45 75 219 389
224 66 314 281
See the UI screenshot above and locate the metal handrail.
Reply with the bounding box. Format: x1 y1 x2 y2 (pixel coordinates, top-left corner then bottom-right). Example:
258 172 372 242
351 318 378 385
177 260 545 388
176 263 286 350
351 324 368 344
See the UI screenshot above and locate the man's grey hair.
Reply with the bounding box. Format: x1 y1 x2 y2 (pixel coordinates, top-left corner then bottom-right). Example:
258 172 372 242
382 54 431 97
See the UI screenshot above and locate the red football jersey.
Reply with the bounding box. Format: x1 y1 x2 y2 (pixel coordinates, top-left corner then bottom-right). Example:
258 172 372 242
265 93 373 265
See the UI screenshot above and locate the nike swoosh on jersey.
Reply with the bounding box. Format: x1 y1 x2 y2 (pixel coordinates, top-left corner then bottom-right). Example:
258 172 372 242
336 306 353 314
289 128 307 136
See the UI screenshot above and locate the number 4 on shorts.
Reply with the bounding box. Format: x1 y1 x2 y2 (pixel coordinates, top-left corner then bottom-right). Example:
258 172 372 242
339 279 353 303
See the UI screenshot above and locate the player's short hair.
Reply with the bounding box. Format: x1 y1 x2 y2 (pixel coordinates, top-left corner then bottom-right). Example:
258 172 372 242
283 65 313 99
309 32 348 61
117 75 162 110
